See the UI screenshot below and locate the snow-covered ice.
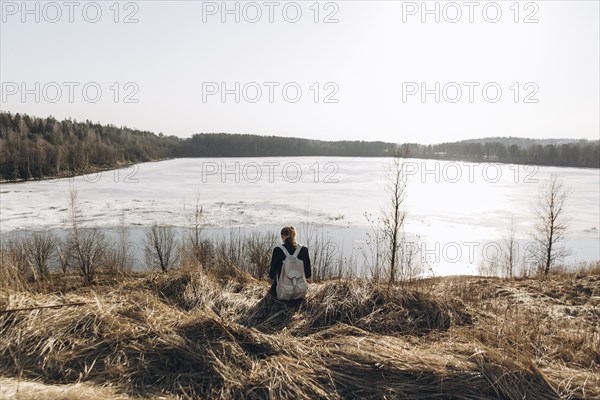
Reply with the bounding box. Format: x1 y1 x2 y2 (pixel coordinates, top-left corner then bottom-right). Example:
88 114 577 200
1 157 598 275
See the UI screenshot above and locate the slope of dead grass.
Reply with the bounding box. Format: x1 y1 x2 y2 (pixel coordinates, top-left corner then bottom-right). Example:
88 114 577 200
0 377 135 400
0 269 598 399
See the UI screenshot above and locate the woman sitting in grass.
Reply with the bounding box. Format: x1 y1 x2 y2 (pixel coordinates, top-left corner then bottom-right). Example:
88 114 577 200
269 226 312 300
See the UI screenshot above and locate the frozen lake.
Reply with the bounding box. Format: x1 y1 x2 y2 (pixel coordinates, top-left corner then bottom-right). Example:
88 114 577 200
1 157 598 276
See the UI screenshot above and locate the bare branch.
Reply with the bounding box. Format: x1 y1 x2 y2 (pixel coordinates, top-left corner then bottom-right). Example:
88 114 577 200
533 174 571 276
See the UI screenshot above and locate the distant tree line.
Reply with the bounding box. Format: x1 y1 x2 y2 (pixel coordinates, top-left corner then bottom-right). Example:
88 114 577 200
407 140 599 168
175 133 390 157
460 136 587 147
1 112 598 181
0 112 177 181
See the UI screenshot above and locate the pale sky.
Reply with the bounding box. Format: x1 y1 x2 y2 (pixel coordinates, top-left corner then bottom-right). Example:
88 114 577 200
1 0 599 144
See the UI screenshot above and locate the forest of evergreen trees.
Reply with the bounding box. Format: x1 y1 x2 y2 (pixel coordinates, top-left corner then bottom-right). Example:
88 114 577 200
175 133 390 158
0 112 598 181
408 139 599 168
0 112 178 181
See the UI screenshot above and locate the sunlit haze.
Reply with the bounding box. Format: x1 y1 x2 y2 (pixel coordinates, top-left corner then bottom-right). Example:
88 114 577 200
1 1 599 143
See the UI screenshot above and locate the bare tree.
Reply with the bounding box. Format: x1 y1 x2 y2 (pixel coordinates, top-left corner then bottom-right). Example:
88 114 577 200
244 232 277 278
502 219 517 278
382 144 409 284
144 224 179 272
185 201 205 268
24 231 57 280
4 235 30 279
398 238 424 282
533 174 571 276
362 212 385 282
0 237 27 291
73 229 107 284
67 185 108 284
477 257 501 277
56 239 72 275
302 222 340 281
105 211 133 275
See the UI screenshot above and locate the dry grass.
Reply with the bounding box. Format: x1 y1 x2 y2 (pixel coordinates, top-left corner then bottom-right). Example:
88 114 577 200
0 267 598 399
0 377 134 400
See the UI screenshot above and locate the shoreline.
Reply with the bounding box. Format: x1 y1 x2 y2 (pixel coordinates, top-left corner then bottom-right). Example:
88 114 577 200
2 224 598 278
2 156 598 186
0 159 171 185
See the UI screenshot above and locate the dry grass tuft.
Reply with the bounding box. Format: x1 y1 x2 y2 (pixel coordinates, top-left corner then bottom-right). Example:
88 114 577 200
297 280 470 335
0 267 598 399
0 377 135 400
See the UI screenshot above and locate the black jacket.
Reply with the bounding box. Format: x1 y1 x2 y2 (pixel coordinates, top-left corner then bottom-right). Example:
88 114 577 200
269 239 311 294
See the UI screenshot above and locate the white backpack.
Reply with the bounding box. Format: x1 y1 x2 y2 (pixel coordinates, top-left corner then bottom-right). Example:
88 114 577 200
276 244 308 300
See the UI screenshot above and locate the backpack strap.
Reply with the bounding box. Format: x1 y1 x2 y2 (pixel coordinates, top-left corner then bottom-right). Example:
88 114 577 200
278 244 302 257
278 244 291 257
292 245 302 257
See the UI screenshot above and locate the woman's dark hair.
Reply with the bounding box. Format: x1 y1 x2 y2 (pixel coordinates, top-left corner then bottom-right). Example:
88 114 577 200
281 226 298 247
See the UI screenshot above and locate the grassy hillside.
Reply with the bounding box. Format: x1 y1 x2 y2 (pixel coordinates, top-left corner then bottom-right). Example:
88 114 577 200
0 267 598 399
